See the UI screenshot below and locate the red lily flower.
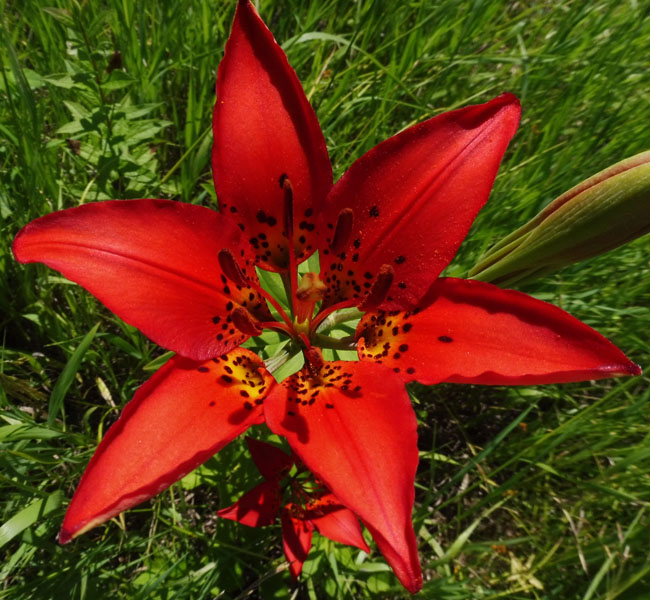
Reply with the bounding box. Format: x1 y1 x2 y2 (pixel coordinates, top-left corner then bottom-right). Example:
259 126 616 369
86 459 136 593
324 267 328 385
12 0 640 594
217 438 370 578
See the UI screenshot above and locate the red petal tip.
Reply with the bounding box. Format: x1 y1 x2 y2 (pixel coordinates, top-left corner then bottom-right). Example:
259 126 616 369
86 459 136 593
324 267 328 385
57 528 72 545
613 362 642 376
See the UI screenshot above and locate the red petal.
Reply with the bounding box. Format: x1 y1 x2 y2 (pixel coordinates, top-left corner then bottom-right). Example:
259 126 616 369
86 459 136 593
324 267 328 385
246 437 294 481
217 480 281 527
13 200 271 361
213 0 332 271
59 349 273 543
265 362 422 593
307 493 370 552
281 509 313 579
318 94 520 309
357 278 642 385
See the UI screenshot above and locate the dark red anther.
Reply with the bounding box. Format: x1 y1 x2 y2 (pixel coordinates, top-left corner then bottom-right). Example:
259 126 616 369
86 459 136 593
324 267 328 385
358 264 394 311
231 307 262 336
329 208 354 255
304 346 325 370
281 175 294 241
218 249 248 287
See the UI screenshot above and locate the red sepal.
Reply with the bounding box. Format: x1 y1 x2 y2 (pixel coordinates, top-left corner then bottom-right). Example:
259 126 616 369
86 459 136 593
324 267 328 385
319 94 520 309
213 0 332 271
357 278 642 385
59 349 274 543
265 361 422 593
246 437 294 481
217 480 281 527
307 493 370 552
281 509 313 579
13 200 270 361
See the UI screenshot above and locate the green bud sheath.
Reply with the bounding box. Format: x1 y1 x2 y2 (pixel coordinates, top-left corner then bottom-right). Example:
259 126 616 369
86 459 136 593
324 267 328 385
470 151 650 285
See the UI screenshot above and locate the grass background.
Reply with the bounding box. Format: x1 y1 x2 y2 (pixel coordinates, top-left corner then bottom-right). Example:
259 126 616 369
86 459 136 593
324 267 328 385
1 0 649 598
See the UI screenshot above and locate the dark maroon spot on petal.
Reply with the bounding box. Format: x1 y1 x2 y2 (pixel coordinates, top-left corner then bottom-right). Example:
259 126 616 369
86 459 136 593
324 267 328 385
395 255 406 264
229 206 237 213
369 206 379 218
221 375 233 384
399 344 409 352
438 336 453 343
278 173 288 187
240 390 250 398
406 367 415 374
325 403 334 409
212 316 220 324
244 401 253 410
209 401 216 406
403 323 412 333
197 366 209 373
256 210 267 223
267 216 277 227
226 302 234 311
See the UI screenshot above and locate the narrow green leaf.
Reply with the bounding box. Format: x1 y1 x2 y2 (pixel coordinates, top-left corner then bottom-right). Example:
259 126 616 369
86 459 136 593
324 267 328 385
0 491 63 549
48 323 100 426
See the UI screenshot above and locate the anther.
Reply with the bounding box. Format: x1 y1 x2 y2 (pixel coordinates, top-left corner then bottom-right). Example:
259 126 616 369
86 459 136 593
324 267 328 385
329 208 354 255
304 344 325 373
281 176 294 241
218 249 248 287
358 264 394 311
231 307 262 336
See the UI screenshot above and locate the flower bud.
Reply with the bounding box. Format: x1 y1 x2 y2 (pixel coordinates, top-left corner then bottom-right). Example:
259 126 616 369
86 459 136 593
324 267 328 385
470 151 650 285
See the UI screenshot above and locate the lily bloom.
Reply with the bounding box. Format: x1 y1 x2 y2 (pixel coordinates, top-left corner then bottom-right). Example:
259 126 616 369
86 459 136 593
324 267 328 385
217 438 369 579
12 0 640 593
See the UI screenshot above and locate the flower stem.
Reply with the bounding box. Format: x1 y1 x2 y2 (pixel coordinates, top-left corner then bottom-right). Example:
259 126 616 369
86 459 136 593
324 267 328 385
312 333 357 351
315 307 364 333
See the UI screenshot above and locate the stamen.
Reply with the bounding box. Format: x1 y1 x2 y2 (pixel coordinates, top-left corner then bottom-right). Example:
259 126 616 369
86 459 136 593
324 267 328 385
329 208 354 255
281 175 299 312
218 249 248 287
231 307 262 336
304 347 324 370
281 175 294 242
219 248 294 329
358 264 394 311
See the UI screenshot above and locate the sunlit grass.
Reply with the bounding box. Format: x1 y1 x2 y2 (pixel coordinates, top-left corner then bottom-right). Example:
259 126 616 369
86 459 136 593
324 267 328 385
2 1 649 598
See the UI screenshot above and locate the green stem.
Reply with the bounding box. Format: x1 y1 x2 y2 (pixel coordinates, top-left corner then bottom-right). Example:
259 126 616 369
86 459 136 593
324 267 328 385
315 308 364 333
312 333 356 351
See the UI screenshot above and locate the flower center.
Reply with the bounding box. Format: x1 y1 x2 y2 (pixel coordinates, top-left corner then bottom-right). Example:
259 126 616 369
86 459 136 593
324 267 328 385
218 183 397 375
